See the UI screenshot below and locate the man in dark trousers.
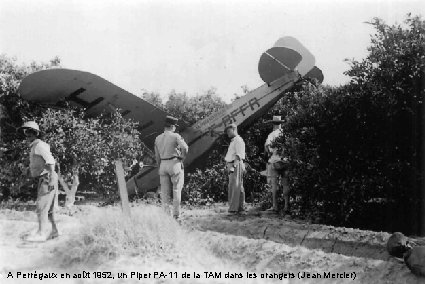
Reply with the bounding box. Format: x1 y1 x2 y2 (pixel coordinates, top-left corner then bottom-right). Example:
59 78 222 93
20 121 59 242
154 116 188 220
224 123 246 214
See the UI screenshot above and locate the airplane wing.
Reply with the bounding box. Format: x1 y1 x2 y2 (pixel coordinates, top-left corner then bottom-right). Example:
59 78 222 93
18 68 187 148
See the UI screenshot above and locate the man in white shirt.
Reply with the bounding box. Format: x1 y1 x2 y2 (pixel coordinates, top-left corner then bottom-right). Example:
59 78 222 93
224 123 246 213
20 121 59 242
155 116 188 220
264 116 290 214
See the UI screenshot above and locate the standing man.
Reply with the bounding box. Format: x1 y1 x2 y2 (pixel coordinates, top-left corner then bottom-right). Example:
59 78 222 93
20 121 59 242
264 116 290 214
224 123 246 214
155 116 188 220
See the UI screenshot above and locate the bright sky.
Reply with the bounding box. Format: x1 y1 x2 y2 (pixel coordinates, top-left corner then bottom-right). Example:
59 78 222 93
0 0 424 103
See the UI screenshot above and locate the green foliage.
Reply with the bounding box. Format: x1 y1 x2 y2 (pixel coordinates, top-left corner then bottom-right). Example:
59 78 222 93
268 15 424 234
0 54 146 199
182 164 227 205
0 55 61 141
182 161 268 206
164 88 227 125
40 107 145 194
0 55 61 199
1 106 145 199
141 91 163 109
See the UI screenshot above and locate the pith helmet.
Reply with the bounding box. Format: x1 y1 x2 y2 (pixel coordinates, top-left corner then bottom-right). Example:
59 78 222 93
20 121 40 132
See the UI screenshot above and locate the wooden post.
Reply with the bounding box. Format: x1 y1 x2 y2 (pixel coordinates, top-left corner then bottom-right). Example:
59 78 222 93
115 159 131 217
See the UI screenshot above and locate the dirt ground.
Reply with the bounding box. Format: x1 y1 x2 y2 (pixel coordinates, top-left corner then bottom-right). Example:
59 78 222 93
0 203 424 284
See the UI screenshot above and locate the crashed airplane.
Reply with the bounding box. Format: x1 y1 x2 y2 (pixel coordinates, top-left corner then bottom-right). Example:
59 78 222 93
18 36 323 196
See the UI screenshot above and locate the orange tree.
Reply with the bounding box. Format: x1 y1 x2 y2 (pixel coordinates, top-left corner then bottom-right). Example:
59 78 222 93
0 55 146 202
164 88 226 125
1 104 146 202
272 15 424 234
42 107 145 202
0 55 60 200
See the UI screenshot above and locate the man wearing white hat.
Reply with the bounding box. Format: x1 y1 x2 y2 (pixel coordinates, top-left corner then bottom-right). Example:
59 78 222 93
20 121 59 242
155 116 188 220
264 116 290 214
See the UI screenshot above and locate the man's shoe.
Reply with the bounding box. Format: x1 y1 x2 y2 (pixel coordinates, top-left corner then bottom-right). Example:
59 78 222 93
47 230 59 240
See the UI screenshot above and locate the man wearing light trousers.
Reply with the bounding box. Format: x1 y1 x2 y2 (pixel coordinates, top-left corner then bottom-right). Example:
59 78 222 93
155 116 188 220
20 121 59 242
224 123 246 214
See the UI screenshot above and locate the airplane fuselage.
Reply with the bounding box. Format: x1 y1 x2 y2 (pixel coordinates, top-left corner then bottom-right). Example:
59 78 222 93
126 71 300 195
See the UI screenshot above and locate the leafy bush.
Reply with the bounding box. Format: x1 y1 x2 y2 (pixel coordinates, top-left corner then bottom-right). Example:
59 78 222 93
270 15 424 234
1 107 146 199
164 88 227 125
182 165 227 206
0 55 149 200
1 55 61 200
182 153 269 206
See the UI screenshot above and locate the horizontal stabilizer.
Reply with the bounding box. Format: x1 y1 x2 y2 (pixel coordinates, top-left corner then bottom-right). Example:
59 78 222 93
258 47 302 85
274 36 315 76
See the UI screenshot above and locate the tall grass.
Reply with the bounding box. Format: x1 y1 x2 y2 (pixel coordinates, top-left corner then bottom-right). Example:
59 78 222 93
57 206 183 266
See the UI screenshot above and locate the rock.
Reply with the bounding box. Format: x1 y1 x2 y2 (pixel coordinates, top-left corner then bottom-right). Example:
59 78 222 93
387 232 410 258
404 246 425 276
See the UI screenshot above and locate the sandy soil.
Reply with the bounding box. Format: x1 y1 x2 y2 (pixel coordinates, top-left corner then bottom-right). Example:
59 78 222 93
0 204 424 284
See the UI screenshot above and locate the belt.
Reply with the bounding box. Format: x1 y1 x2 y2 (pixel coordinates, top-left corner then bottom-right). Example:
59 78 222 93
161 156 182 161
227 160 243 163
